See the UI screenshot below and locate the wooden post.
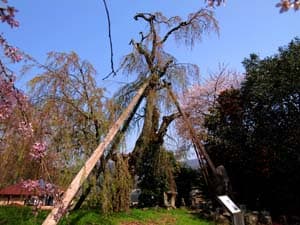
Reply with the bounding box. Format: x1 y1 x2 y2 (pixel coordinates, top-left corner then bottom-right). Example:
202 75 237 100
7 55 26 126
42 80 149 225
166 84 217 176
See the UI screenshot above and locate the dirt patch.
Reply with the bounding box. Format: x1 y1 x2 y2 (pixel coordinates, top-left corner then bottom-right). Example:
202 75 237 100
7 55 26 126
120 222 144 225
120 222 157 225
120 215 176 225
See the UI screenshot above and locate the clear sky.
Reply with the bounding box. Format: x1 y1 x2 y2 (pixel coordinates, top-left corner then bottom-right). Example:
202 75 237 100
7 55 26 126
2 0 300 94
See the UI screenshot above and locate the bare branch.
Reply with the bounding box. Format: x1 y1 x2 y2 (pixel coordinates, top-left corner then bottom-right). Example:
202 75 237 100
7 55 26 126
134 13 154 22
102 0 116 79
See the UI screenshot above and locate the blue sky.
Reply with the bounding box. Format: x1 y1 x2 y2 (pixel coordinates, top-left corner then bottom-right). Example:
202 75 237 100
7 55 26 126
1 0 300 94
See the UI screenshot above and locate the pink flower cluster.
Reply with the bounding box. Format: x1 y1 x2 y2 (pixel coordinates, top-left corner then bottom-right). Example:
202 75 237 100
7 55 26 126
21 179 39 192
0 68 27 121
276 0 300 12
0 73 14 120
206 0 225 7
18 121 34 137
0 1 19 28
0 99 12 120
30 142 47 160
21 179 58 195
0 35 22 62
0 1 22 62
45 182 57 194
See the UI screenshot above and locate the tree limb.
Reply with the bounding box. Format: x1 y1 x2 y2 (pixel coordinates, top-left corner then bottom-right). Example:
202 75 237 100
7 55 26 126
157 112 181 138
159 9 216 45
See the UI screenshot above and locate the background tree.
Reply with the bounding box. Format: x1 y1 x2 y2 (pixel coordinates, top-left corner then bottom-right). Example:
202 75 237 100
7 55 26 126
113 9 218 207
204 88 246 200
28 52 115 202
175 164 203 207
204 39 300 216
176 66 242 145
0 0 53 187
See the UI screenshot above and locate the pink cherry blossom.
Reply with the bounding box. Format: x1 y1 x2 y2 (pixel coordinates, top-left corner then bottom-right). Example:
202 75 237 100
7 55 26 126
30 141 47 160
206 0 225 7
18 121 34 137
0 72 14 120
0 35 22 62
0 67 27 121
1 1 22 63
21 179 40 192
0 2 19 28
276 0 300 12
176 67 243 139
21 179 58 195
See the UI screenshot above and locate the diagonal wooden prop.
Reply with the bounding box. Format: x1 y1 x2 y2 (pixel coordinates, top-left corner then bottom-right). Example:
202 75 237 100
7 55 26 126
165 83 217 177
42 80 149 225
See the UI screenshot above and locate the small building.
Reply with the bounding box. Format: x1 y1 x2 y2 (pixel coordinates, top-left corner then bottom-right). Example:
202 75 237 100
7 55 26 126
0 180 60 207
0 182 33 206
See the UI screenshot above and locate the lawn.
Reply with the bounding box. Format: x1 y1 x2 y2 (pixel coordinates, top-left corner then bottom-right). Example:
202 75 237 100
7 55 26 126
0 206 213 225
0 205 48 225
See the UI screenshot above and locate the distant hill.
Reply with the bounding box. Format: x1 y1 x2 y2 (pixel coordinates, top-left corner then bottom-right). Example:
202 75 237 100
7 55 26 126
182 158 200 169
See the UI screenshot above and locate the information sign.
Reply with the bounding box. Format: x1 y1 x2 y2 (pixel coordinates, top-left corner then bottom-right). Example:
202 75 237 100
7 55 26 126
217 195 241 214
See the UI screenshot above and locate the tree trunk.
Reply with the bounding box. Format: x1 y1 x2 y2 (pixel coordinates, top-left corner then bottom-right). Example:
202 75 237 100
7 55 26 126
42 80 149 225
130 83 181 207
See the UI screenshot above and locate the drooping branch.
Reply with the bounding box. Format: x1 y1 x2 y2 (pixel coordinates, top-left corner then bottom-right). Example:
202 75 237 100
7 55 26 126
160 21 187 45
159 9 218 47
129 39 154 73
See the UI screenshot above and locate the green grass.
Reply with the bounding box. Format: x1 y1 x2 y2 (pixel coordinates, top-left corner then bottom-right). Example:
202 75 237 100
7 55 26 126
59 208 213 225
0 205 49 225
0 206 213 225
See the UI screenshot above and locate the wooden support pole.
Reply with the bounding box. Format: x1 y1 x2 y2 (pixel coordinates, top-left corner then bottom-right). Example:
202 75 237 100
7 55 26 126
166 84 217 176
42 80 149 225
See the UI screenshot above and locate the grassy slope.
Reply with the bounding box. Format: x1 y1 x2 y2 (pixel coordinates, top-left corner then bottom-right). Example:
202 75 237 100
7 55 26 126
0 206 213 225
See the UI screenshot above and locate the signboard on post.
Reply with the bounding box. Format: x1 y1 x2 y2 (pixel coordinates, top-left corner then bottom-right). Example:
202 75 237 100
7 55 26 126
217 195 245 225
218 195 241 213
